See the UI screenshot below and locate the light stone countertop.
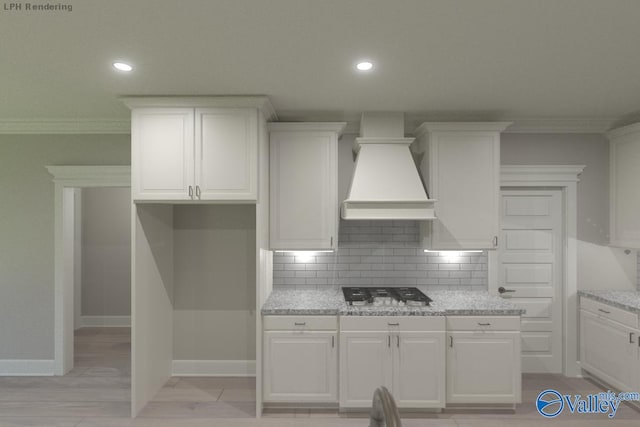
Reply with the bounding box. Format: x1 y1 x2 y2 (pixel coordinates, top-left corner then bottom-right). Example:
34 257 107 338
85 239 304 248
261 288 525 316
578 289 640 314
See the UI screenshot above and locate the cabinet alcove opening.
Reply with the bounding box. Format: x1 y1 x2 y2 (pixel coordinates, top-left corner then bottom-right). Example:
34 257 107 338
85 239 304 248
133 203 257 414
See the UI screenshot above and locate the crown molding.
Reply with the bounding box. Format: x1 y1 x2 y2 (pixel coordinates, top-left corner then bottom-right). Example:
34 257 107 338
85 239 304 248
501 117 615 134
0 119 131 134
120 95 277 120
0 115 615 135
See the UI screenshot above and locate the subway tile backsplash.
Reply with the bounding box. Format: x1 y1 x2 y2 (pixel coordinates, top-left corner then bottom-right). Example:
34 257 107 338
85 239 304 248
273 220 488 291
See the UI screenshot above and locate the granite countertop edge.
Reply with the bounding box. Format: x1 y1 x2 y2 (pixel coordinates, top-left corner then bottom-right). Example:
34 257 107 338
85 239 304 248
578 289 640 314
261 289 526 317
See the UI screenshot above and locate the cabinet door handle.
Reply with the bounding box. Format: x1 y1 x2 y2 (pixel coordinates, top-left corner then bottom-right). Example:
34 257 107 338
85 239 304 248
294 322 306 326
331 236 333 247
598 308 611 314
493 236 498 247
449 336 453 347
332 335 335 348
478 322 491 326
396 336 400 348
188 185 194 198
630 332 636 344
388 335 391 348
387 322 400 326
196 185 201 198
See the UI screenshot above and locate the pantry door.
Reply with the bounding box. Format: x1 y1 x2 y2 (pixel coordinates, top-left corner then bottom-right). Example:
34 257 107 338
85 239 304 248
498 189 563 374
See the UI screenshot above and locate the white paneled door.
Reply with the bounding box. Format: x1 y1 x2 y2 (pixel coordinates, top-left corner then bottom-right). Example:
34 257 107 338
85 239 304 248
499 189 563 373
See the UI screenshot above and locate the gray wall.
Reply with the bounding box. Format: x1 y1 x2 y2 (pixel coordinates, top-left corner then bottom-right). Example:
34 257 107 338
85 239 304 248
0 134 130 360
502 133 636 290
81 187 131 317
501 133 608 245
173 205 256 361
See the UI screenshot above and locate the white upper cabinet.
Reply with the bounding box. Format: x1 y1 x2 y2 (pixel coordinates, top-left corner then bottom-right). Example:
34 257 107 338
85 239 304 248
125 97 274 203
414 122 511 249
269 123 346 250
131 108 195 200
607 123 640 248
195 108 258 200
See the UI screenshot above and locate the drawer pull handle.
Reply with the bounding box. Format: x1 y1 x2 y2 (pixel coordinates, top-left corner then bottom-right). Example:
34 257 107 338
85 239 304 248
630 332 636 344
478 322 491 326
294 322 306 326
598 309 611 314
387 323 400 326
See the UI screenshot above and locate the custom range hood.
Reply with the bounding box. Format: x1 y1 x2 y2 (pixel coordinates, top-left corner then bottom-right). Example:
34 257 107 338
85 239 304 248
341 113 436 220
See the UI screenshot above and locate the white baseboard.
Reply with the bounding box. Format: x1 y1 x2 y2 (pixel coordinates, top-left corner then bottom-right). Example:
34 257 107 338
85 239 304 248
172 360 256 377
0 359 55 376
80 315 131 327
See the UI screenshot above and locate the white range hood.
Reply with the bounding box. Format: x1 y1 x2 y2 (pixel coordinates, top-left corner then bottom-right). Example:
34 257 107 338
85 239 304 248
341 113 436 220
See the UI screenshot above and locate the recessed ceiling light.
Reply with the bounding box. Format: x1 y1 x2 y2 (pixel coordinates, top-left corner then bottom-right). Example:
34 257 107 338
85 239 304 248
113 62 133 72
356 61 373 71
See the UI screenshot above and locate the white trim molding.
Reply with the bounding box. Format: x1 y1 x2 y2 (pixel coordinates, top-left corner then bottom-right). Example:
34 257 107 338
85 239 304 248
0 360 55 376
0 119 130 134
172 360 256 377
81 316 131 328
499 164 584 378
47 165 131 375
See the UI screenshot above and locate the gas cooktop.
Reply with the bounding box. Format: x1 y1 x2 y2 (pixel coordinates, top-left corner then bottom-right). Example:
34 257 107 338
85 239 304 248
342 287 432 307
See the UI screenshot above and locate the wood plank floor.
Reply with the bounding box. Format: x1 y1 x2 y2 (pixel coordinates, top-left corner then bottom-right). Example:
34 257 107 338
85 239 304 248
0 328 638 426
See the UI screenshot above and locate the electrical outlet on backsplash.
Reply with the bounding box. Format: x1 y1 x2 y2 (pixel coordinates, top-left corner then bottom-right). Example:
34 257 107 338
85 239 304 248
272 220 488 291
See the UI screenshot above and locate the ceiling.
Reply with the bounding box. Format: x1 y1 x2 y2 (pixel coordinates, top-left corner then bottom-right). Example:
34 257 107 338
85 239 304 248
3 0 640 132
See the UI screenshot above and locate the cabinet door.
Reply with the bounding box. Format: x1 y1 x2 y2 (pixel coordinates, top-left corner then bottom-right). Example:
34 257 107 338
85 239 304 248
392 332 445 408
429 132 499 249
446 331 521 404
195 108 258 201
131 108 194 200
340 332 392 408
580 310 639 392
610 131 640 248
270 131 337 250
263 331 337 402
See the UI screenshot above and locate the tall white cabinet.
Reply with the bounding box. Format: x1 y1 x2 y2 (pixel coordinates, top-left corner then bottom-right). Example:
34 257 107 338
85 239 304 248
269 123 345 250
607 123 640 248
125 98 267 202
124 96 275 417
414 122 510 249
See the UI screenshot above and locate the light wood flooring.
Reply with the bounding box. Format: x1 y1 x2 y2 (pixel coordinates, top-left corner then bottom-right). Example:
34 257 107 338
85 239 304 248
0 328 638 426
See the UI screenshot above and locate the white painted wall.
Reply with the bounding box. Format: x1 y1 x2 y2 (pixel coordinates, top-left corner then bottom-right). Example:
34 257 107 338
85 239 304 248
501 133 636 290
81 187 131 320
0 134 130 360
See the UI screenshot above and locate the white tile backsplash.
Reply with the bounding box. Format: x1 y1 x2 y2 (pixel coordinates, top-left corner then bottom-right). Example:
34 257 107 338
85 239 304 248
273 220 488 291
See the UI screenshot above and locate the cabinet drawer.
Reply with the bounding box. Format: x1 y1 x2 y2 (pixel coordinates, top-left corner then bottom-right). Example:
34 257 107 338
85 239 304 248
446 316 520 331
340 316 444 331
580 297 638 328
263 315 337 331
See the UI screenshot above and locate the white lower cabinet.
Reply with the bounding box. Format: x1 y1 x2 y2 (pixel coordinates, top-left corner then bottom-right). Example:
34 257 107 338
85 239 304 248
580 298 640 393
446 317 521 404
339 317 445 409
263 316 338 403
